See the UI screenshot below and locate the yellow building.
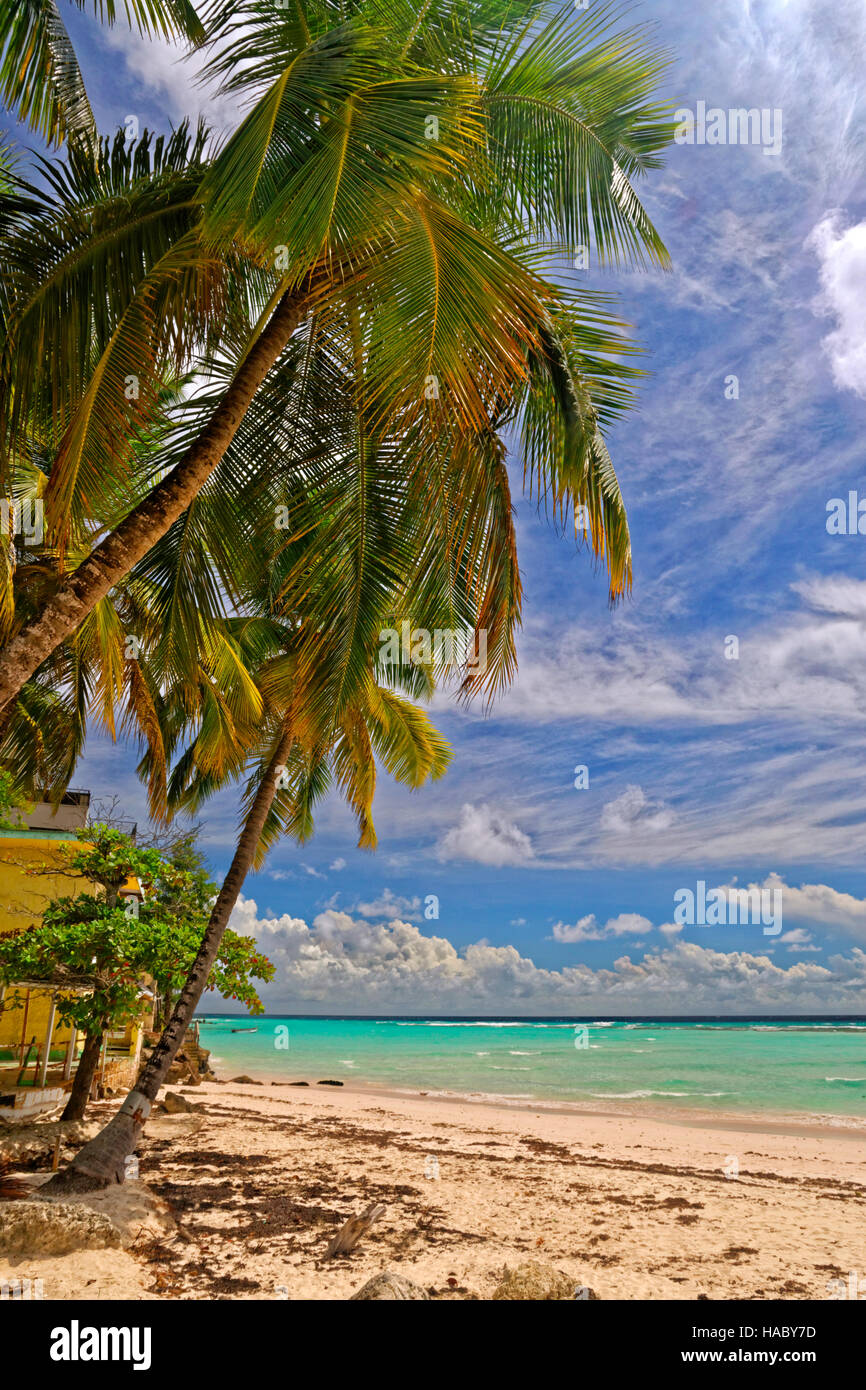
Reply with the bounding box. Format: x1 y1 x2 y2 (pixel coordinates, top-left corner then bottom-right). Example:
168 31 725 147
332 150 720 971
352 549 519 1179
0 792 149 1117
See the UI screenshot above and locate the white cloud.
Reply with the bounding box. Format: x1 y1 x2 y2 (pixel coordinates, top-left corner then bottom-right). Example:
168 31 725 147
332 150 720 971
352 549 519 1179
601 785 674 836
552 912 653 943
495 575 866 730
352 888 422 922
762 874 866 941
330 858 347 872
438 802 534 867
777 928 821 953
229 895 866 1013
808 213 866 397
93 21 246 136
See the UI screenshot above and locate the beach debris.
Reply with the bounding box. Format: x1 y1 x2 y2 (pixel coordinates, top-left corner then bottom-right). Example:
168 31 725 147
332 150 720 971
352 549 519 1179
0 1156 28 1200
317 1079 343 1087
350 1271 429 1300
325 1202 386 1257
0 1199 122 1256
491 1261 599 1301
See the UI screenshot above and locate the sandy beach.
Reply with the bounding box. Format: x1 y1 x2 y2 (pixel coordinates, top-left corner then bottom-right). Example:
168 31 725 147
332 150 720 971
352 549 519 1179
3 1077 863 1300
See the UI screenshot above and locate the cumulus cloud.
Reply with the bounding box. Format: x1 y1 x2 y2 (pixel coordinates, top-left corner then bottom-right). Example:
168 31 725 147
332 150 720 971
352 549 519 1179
229 896 866 1014
808 214 866 397
552 913 653 943
601 785 674 836
438 803 534 867
777 928 821 953
761 874 866 941
330 858 347 872
352 888 422 921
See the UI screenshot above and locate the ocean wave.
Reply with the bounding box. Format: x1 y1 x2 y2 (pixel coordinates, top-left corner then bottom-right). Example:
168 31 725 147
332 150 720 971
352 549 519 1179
422 1021 525 1027
824 1076 866 1083
589 1089 734 1099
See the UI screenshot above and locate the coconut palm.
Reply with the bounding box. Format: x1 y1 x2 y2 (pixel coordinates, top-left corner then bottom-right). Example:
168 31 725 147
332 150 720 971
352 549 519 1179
1 0 675 1188
0 0 673 710
44 599 453 1188
41 308 517 1188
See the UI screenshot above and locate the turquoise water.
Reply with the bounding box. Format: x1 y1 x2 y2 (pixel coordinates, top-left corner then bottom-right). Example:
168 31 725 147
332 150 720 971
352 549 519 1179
195 1016 866 1124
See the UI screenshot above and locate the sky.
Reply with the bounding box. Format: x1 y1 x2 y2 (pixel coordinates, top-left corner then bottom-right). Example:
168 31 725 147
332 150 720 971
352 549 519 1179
31 0 866 1012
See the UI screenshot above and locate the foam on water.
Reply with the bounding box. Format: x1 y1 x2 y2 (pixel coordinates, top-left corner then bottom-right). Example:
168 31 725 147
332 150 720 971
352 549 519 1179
194 1016 866 1124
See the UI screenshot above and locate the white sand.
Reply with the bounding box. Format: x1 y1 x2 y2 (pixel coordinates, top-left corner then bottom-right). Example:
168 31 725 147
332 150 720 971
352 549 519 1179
2 1081 863 1300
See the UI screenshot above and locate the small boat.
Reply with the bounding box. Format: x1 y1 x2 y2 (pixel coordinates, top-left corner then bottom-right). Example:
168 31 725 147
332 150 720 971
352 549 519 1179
231 1027 258 1033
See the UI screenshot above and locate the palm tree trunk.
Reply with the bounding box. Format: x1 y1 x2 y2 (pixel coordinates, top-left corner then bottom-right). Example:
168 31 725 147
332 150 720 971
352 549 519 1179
44 724 293 1192
60 1028 103 1122
0 289 310 712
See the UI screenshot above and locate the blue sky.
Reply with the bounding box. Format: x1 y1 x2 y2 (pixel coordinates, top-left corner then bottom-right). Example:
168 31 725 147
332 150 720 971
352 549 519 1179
24 1 866 1011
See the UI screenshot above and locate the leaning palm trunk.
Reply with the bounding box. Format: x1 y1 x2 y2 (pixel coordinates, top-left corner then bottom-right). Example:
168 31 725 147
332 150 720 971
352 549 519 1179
0 291 309 712
45 726 293 1192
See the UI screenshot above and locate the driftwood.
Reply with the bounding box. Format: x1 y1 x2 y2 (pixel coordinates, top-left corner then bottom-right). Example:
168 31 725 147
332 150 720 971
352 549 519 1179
325 1203 385 1258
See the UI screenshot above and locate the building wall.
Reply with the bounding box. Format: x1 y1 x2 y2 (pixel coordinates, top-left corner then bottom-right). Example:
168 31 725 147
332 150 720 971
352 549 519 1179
0 834 84 1052
0 830 148 1074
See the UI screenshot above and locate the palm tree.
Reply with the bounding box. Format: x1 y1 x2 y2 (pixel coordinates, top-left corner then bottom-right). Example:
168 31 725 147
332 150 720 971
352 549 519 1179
46 638 452 1189
0 0 673 710
3 0 674 1189
42 324 504 1188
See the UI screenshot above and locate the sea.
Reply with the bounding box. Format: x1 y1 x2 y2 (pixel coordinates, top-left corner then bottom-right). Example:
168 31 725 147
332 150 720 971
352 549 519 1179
193 1015 866 1126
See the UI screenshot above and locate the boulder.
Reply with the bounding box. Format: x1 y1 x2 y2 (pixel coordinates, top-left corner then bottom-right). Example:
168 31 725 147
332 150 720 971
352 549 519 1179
350 1272 430 1301
162 1091 199 1115
229 1075 260 1085
288 1082 309 1087
317 1079 343 1087
491 1261 599 1301
0 1200 122 1257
